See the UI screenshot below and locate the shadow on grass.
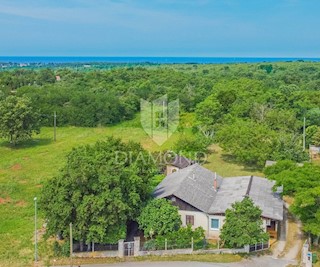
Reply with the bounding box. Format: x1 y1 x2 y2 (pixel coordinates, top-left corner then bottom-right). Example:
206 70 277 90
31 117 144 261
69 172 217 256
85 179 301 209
0 138 53 149
220 153 262 173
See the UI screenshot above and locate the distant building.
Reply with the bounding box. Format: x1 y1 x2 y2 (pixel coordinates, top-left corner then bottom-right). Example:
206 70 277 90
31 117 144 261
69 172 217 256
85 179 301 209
154 164 283 240
309 145 320 159
265 160 277 167
55 75 61 81
166 155 195 175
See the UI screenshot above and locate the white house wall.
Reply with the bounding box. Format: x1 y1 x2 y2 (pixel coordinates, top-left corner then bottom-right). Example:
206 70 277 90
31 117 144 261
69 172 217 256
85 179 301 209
178 210 209 236
179 210 270 239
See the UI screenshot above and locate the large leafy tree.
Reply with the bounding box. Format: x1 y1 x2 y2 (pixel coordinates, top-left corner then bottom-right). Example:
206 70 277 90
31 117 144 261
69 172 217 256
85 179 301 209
265 162 320 244
220 197 269 248
174 133 211 161
291 187 320 245
216 119 275 167
312 128 320 146
265 162 320 196
0 95 40 145
41 137 157 247
138 198 181 238
216 119 307 167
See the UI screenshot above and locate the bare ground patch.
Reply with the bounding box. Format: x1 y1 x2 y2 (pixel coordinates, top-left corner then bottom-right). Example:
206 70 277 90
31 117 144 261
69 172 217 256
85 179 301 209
15 200 27 207
0 197 11 204
10 164 22 171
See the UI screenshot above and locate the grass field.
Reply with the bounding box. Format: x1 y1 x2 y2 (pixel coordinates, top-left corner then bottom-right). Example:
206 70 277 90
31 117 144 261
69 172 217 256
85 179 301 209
0 119 262 267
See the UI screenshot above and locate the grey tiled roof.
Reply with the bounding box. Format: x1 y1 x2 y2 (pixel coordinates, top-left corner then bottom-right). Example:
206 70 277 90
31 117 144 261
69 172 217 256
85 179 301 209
154 163 222 212
170 155 195 169
248 176 283 221
209 176 283 220
155 167 283 221
208 176 249 214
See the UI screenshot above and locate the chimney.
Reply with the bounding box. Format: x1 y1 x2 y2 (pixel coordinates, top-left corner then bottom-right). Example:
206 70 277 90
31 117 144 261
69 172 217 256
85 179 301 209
213 172 217 192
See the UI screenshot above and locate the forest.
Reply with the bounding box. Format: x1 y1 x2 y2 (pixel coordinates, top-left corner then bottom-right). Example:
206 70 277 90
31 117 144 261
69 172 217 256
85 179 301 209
1 62 320 167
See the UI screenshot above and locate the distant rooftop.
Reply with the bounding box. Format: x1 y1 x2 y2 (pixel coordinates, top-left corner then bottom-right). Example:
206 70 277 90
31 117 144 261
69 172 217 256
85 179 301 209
169 155 195 169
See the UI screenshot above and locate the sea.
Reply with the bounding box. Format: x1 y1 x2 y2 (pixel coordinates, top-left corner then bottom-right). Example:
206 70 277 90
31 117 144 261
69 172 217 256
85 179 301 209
0 57 320 64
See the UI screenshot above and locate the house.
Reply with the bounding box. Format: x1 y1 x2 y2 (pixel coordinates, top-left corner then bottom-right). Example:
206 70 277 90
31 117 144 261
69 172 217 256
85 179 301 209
154 163 283 239
265 160 277 167
166 155 195 175
309 145 320 159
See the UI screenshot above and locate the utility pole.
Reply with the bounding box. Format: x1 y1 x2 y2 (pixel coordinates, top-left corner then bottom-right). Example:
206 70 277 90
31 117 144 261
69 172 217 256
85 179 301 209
70 223 73 267
303 116 306 151
54 111 57 142
34 197 38 262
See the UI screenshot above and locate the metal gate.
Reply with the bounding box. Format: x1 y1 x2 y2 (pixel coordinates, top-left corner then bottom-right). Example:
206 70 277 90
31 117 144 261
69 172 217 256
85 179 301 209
124 241 134 256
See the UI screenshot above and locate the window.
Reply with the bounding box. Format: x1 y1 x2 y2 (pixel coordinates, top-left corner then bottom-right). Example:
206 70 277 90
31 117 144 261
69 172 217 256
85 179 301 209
266 219 271 226
186 215 194 226
211 218 220 230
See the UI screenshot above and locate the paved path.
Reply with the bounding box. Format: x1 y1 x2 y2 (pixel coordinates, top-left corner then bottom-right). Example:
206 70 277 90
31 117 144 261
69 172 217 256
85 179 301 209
54 256 295 267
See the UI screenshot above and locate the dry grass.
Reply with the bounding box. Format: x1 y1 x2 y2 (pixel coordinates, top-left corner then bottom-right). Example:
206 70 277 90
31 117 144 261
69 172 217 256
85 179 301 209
283 196 294 206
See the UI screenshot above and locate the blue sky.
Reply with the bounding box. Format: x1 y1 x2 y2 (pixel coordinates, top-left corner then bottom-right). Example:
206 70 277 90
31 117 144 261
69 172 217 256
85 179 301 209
0 0 319 57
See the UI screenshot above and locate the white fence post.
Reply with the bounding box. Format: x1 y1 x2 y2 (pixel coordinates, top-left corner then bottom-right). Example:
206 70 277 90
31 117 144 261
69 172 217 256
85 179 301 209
118 239 124 258
191 237 194 251
134 237 140 256
165 238 167 251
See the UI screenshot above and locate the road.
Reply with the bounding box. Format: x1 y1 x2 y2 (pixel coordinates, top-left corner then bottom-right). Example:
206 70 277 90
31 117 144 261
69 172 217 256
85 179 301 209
54 256 296 267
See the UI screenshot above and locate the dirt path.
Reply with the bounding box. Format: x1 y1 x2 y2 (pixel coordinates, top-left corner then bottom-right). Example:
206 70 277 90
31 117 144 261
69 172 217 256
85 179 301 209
282 219 304 261
272 203 304 263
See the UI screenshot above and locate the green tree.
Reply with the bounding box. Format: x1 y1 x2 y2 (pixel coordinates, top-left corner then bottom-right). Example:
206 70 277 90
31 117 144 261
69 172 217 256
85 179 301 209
138 198 181 238
312 128 320 146
0 95 40 145
41 137 157 248
174 133 211 161
306 108 320 127
195 94 223 126
306 125 319 147
291 187 320 245
220 197 269 248
266 163 320 196
264 109 299 132
216 119 274 167
263 160 296 177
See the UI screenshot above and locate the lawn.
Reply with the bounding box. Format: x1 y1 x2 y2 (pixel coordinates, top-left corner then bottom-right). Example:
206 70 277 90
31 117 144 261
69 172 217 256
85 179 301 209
204 144 263 177
0 119 262 267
